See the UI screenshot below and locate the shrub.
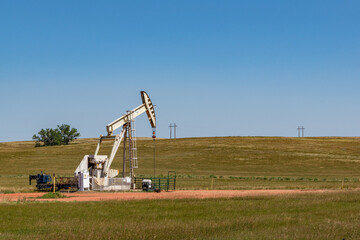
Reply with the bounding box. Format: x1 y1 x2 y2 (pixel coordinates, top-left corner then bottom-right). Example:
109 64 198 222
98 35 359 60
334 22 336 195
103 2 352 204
40 192 66 199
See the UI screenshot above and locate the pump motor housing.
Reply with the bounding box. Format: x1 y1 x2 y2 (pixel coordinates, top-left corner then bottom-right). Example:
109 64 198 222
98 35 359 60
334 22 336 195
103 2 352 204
142 179 152 191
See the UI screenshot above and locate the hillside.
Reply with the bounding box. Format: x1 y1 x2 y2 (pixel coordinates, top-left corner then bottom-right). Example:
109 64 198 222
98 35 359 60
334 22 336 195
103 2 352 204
1 137 360 192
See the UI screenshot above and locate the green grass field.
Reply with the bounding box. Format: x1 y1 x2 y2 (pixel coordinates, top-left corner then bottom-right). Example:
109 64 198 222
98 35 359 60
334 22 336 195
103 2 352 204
1 137 360 239
1 191 360 239
1 137 360 192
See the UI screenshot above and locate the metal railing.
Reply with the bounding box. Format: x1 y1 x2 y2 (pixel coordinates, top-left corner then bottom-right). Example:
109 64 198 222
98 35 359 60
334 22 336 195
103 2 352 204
135 171 176 191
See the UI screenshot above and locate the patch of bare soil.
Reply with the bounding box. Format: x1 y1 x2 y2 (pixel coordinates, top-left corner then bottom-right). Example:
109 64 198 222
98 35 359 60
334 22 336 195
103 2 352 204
0 189 339 202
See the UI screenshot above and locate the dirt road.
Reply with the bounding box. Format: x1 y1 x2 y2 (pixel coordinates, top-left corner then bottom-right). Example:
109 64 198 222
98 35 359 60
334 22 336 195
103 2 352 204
0 189 339 202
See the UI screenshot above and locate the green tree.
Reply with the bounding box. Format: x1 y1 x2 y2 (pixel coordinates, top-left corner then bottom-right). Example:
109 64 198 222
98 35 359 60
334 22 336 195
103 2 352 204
57 124 80 145
32 124 80 147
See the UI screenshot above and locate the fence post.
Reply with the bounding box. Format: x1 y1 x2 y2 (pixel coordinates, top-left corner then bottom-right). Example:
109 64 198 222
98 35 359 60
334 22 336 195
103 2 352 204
53 173 56 193
167 177 169 191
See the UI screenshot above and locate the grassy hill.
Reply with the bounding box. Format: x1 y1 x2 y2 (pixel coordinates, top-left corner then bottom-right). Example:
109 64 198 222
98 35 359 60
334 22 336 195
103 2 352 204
1 137 360 192
2 137 360 239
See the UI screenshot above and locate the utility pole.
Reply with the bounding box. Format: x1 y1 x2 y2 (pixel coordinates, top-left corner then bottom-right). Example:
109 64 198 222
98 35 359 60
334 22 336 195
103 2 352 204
173 123 178 139
301 126 305 137
168 124 173 139
297 126 305 137
169 123 178 139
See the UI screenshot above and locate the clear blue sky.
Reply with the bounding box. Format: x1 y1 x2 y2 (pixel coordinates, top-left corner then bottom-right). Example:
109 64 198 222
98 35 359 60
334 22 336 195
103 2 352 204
1 1 359 142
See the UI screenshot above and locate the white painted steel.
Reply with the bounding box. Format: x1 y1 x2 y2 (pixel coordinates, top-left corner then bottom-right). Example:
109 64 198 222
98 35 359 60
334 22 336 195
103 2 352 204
78 170 90 191
74 155 89 176
106 91 156 136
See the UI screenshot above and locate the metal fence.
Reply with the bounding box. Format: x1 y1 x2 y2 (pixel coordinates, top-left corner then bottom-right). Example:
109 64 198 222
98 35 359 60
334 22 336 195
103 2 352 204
173 176 360 190
134 177 176 191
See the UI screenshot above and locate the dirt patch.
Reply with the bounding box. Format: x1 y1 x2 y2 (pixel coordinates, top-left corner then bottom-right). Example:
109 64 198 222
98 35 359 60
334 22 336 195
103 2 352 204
0 189 341 202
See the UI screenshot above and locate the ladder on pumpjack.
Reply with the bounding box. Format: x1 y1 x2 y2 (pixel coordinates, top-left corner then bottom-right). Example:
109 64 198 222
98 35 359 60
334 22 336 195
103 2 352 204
127 110 138 181
131 117 138 169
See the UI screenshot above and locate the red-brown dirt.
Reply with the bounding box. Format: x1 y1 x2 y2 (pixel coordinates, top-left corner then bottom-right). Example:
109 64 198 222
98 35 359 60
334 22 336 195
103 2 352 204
0 189 339 202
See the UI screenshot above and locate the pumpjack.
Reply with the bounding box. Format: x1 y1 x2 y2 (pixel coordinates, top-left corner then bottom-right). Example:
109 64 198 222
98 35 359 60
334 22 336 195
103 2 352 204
74 91 156 191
